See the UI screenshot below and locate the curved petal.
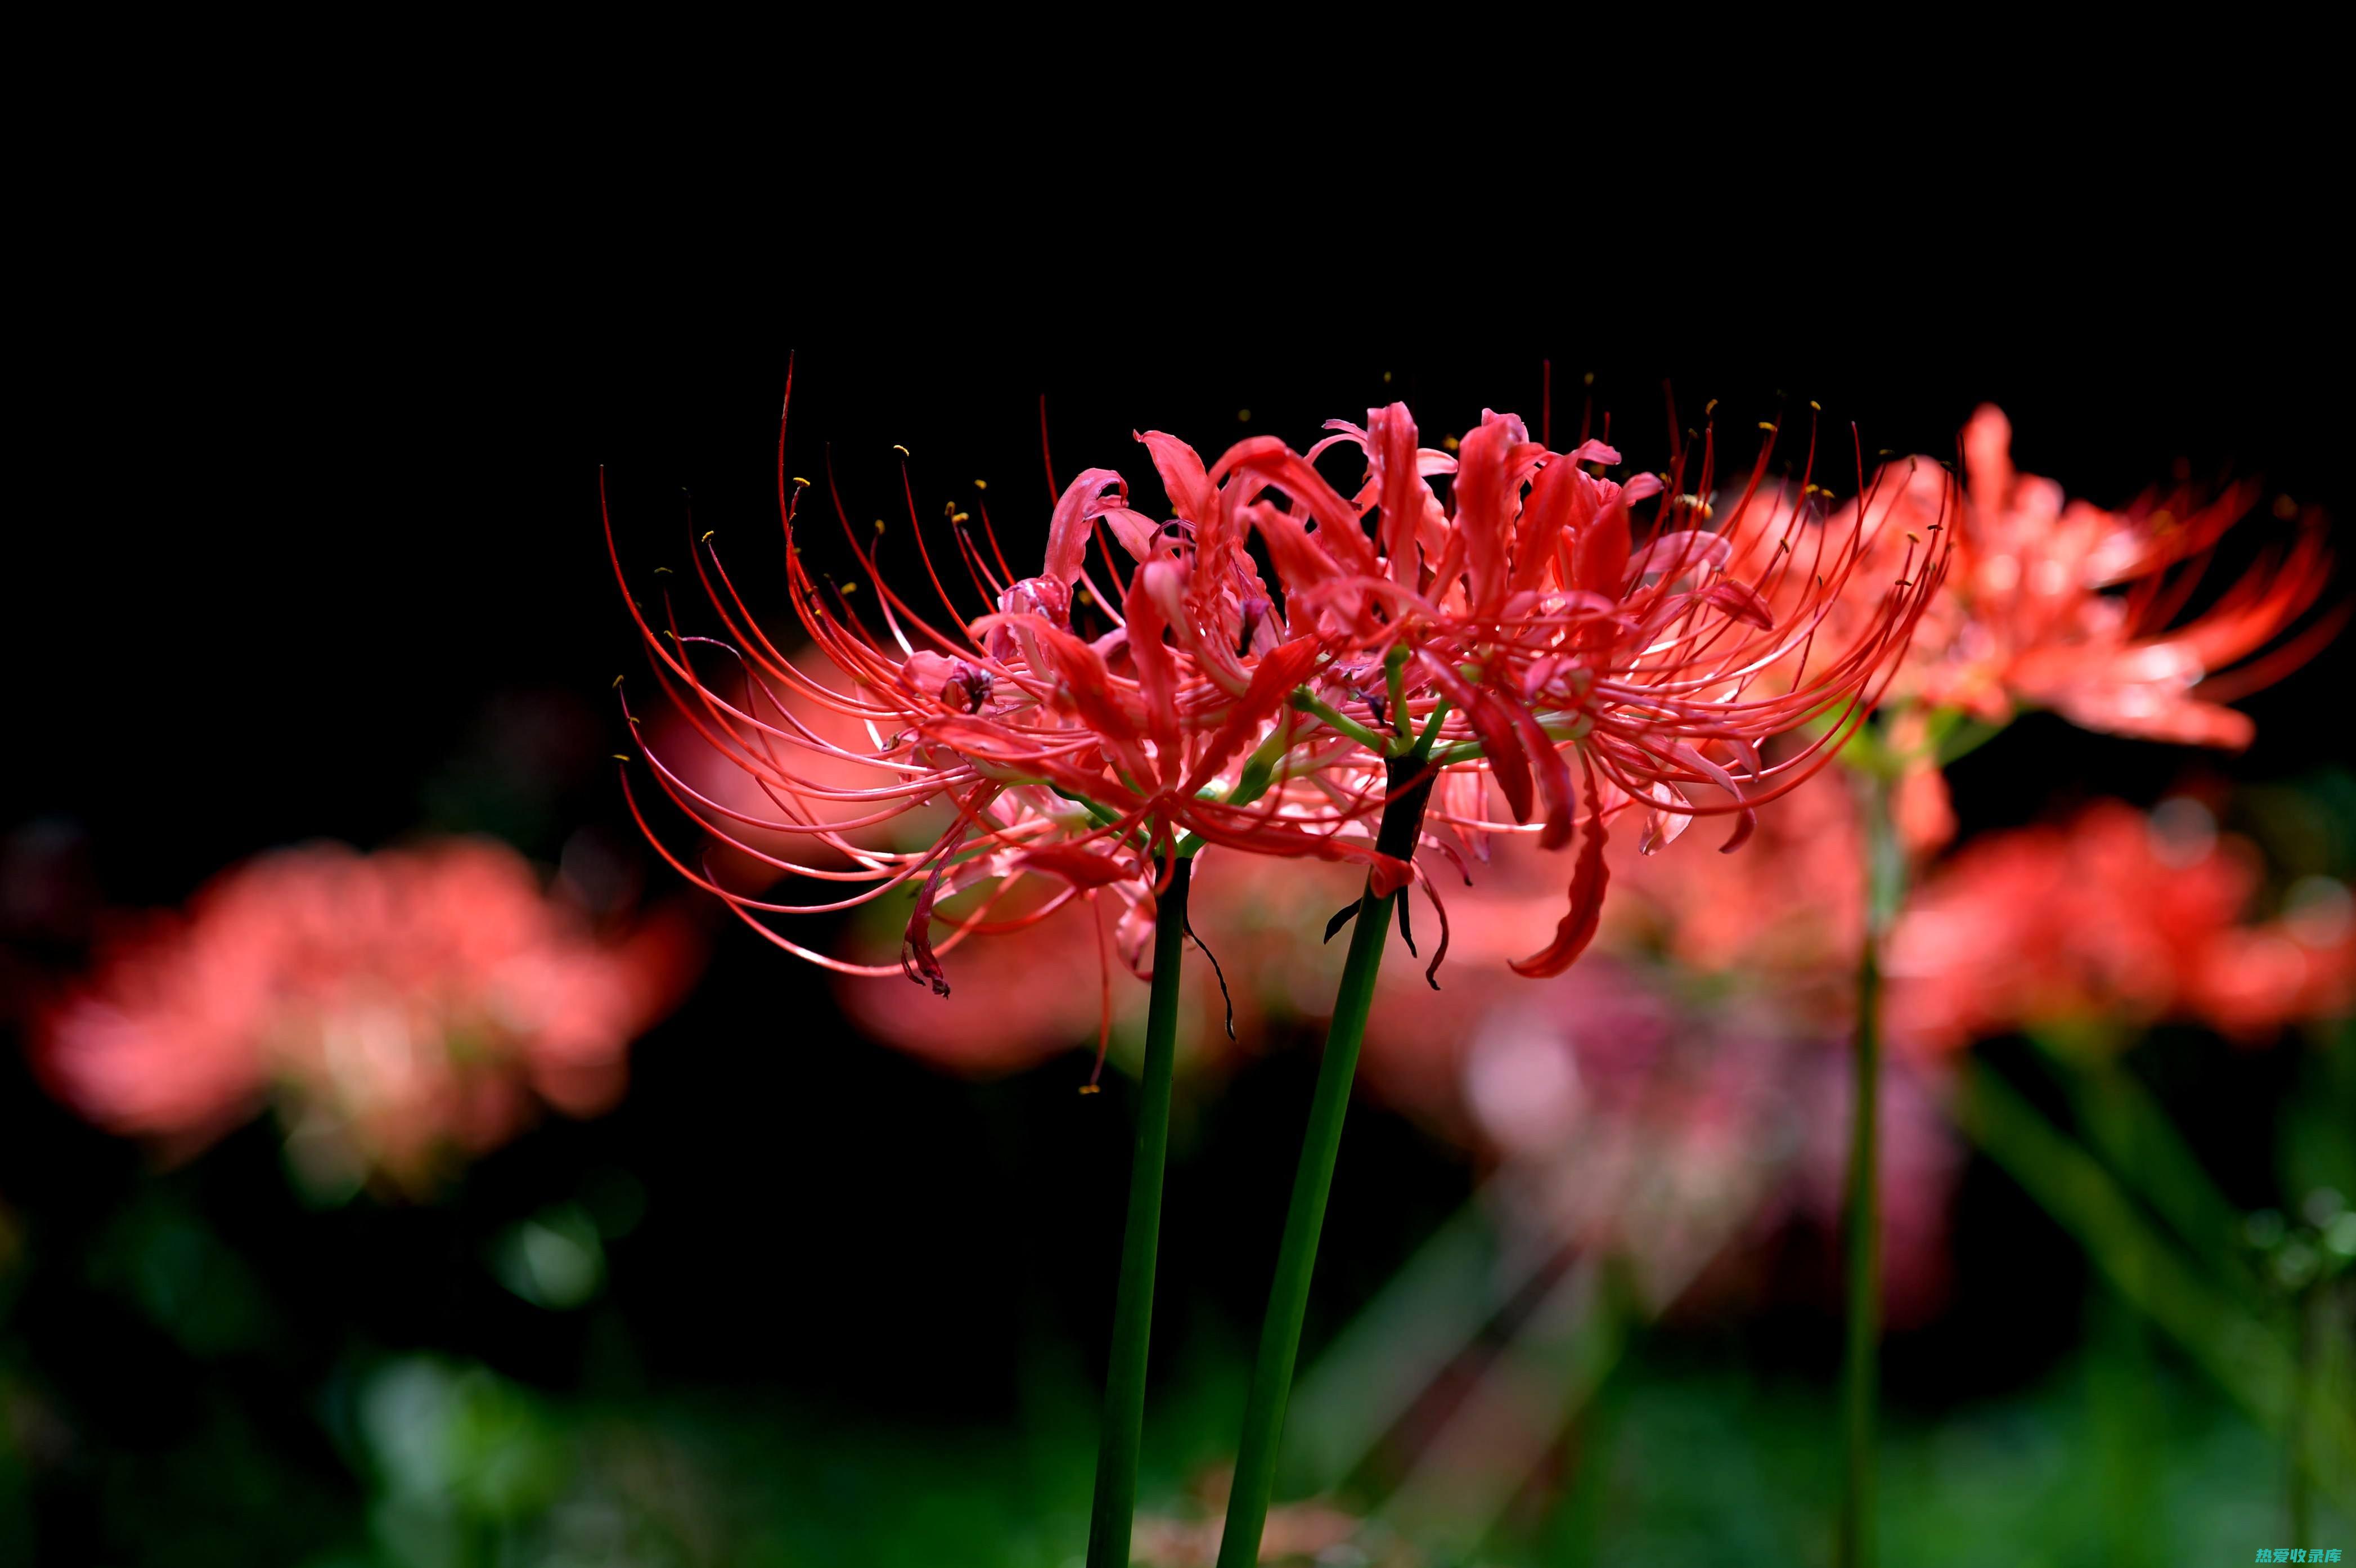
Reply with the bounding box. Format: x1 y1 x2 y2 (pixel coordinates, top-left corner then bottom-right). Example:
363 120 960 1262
1510 757 1611 977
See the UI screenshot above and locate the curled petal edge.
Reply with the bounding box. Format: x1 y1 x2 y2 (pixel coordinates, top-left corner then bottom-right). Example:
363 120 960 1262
1508 755 1611 978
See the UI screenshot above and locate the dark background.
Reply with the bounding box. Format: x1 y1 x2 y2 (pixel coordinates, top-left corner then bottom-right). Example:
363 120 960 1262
7 135 2350 1560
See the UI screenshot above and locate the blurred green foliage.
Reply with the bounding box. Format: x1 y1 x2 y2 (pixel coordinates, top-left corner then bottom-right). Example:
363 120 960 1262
8 1304 2352 1565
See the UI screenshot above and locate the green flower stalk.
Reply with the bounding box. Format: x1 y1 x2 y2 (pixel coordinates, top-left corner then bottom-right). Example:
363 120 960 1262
1086 856 1192 1568
1219 755 1435 1567
1838 767 1904 1568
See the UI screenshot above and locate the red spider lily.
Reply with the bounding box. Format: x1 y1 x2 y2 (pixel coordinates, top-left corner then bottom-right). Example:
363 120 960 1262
1883 798 2354 1054
612 383 1941 1009
607 387 1404 1023
1949 405 2335 742
34 840 701 1194
1832 406 2336 848
1293 402 1946 976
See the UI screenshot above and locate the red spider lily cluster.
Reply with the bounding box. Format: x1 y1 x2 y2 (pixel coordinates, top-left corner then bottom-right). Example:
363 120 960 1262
34 840 701 1194
1885 797 2356 1053
1817 406 2335 850
615 387 1946 1010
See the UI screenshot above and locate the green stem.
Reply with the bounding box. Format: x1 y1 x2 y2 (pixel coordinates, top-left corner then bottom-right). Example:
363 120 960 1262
1837 925 1882 1568
1838 770 1903 1568
1288 688 1392 754
2291 1282 2315 1545
1384 644 1411 751
1086 855 1192 1568
1414 697 1451 757
1217 759 1434 1567
2090 1274 2159 1568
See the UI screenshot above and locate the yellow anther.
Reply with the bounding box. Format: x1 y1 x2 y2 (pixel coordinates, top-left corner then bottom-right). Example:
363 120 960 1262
653 566 673 575
612 674 625 688
1705 399 1719 416
1758 422 1778 433
1382 370 1393 383
612 753 632 761
702 529 716 542
1237 408 1252 422
1078 1084 1101 1095
1442 434 1460 451
1809 400 1821 411
792 476 811 487
892 444 910 457
951 511 970 524
874 518 887 533
1582 371 1595 385
974 478 987 490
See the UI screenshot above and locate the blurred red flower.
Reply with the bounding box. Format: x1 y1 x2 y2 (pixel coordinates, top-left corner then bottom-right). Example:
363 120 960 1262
1885 798 2354 1053
1936 407 2330 744
1821 406 2333 851
34 839 702 1195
